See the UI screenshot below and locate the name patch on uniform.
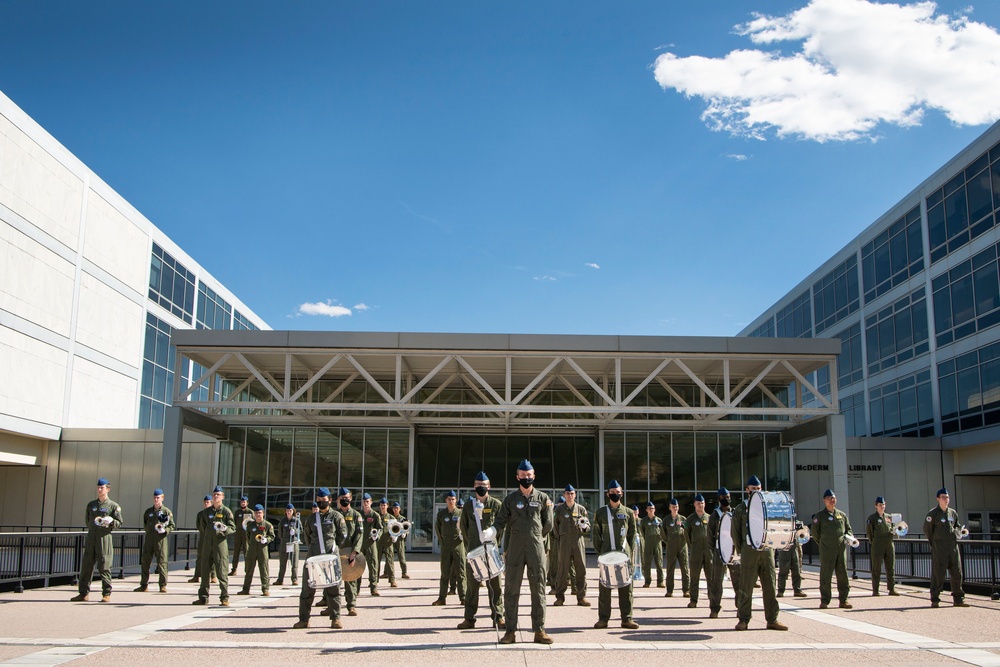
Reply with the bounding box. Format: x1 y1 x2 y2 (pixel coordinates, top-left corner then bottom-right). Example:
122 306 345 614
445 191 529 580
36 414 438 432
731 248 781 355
529 501 540 508
483 509 491 514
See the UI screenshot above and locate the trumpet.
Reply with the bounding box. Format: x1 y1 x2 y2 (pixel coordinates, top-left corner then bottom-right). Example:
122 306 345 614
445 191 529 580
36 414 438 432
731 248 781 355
843 534 860 548
387 520 404 543
957 525 970 540
154 522 166 534
577 516 591 533
213 520 227 534
893 521 909 537
255 533 269 545
795 525 811 545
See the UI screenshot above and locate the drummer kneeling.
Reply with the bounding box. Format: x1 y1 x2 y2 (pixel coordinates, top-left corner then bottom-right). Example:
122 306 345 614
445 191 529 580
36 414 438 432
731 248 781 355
591 480 640 630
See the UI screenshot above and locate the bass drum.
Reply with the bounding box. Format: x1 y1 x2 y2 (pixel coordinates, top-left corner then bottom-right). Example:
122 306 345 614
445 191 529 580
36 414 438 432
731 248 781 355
717 512 737 564
748 490 796 551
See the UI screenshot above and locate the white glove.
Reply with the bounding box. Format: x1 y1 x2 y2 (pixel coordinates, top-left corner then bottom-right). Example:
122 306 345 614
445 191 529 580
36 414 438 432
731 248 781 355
480 527 497 543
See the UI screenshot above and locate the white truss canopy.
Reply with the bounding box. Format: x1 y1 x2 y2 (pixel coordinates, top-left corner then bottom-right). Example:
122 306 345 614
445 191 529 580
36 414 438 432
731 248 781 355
171 331 841 431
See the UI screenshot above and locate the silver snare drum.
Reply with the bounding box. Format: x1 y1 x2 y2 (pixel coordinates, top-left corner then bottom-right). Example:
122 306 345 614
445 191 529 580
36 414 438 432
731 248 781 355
748 490 796 551
717 512 738 564
306 553 342 589
597 551 632 589
466 543 505 582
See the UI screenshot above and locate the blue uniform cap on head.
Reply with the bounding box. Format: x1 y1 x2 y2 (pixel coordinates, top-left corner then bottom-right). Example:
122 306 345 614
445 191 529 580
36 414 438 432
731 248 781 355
937 487 949 497
747 475 761 487
312 501 319 508
97 477 110 486
204 495 212 501
338 487 351 497
564 484 576 492
153 488 164 496
823 489 835 499
475 471 489 482
379 497 388 504
240 495 249 501
212 485 224 493
645 500 655 508
718 487 729 496
362 493 372 501
607 479 621 491
391 501 400 508
316 487 331 498
445 490 456 498
517 459 533 472
559 495 565 503
694 493 705 502
631 505 639 512
875 496 885 504
253 504 264 512
457 498 464 507
286 503 295 510
669 498 679 506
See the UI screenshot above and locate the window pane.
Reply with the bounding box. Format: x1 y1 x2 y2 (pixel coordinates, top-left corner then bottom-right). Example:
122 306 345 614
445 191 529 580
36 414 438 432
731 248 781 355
483 435 506 484
719 434 742 491
268 427 293 487
291 428 316 488
434 434 460 490
604 432 624 490
414 435 436 487
957 367 981 416
574 436 597 489
340 429 365 490
364 429 388 490
649 432 671 490
244 427 268 487
387 430 409 488
672 433 695 492
626 432 648 493
742 434 765 486
696 433 719 494
974 263 1000 316
952 274 976 326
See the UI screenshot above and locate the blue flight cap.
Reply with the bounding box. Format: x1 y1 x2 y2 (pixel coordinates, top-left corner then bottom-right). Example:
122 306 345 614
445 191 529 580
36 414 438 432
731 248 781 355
607 479 622 490
391 501 400 508
517 459 534 472
253 504 264 511
285 503 295 510
97 478 110 486
747 475 762 487
823 489 835 499
338 487 351 497
937 487 949 497
565 484 576 492
718 487 729 496
631 505 640 512
445 490 457 498
362 493 372 501
212 485 224 493
875 496 885 504
559 495 566 503
645 500 655 508
204 495 212 501
312 501 319 508
694 493 705 502
476 471 489 482
317 487 331 497
153 488 164 496
239 494 248 501
669 498 679 506
379 497 388 504
457 498 465 507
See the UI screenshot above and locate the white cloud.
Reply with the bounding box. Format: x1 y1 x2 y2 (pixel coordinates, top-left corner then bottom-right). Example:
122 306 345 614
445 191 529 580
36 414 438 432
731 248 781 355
727 153 749 161
653 0 1000 141
534 275 557 282
585 262 601 269
298 301 353 317
353 303 370 311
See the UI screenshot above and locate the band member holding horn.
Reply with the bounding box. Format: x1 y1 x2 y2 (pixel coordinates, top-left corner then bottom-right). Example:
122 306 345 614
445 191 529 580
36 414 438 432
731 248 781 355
639 500 665 588
686 493 713 609
70 477 123 603
376 498 397 587
238 504 274 596
275 503 302 587
359 493 383 597
135 488 174 593
432 490 466 605
592 480 640 630
388 501 409 580
481 459 555 645
866 496 900 597
926 488 968 608
458 471 506 629
230 494 251 576
334 487 364 616
189 495 215 584
294 487 348 629
812 488 854 609
193 486 235 606
708 487 738 618
732 475 786 631
777 521 807 598
553 484 590 607
661 498 690 597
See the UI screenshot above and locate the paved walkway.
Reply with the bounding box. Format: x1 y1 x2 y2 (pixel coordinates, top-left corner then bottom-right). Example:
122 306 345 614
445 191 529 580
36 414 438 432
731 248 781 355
1 554 998 666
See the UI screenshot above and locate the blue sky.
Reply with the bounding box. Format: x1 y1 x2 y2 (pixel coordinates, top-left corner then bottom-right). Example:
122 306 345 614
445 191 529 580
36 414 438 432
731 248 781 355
3 0 1000 336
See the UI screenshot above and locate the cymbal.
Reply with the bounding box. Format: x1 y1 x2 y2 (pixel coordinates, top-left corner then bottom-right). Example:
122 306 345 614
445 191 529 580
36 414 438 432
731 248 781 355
340 553 367 582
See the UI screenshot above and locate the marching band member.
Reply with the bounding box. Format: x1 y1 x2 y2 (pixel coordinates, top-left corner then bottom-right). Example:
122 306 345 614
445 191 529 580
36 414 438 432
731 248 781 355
866 496 899 597
193 486 235 606
640 500 665 587
592 480 639 630
376 498 397 587
188 495 215 584
661 498 690 597
731 476 786 631
776 521 806 598
457 471 505 629
70 477 123 603
294 488 348 629
552 484 589 607
359 493 383 596
334 487 364 616
686 493 713 609
230 494 250 576
238 504 274 596
388 501 409 580
926 488 969 608
432 490 466 605
135 487 174 593
707 487 738 618
274 503 302 587
812 489 854 609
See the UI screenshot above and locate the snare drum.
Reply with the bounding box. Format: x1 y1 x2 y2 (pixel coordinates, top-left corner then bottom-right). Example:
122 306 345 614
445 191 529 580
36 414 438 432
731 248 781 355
466 543 505 582
748 490 796 551
717 512 737 564
597 551 632 589
306 553 342 589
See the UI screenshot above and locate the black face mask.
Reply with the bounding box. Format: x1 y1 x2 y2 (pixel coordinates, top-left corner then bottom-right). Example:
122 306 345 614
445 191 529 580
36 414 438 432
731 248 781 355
316 500 330 510
608 493 621 503
720 497 731 508
339 498 351 508
518 478 534 489
475 486 488 497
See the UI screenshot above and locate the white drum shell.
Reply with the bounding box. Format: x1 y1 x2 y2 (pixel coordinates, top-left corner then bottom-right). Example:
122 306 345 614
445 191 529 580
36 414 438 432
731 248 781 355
748 491 796 551
718 513 736 564
466 543 505 582
306 554 343 589
598 551 632 589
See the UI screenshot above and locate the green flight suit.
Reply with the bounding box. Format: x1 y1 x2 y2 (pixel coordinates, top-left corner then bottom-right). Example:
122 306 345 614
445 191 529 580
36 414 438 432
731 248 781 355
242 518 275 594
193 506 216 582
732 501 779 624
78 497 123 597
660 512 690 594
592 503 637 623
435 506 467 601
492 487 553 633
139 504 175 589
546 530 559 588
639 515 664 585
866 511 896 594
686 511 713 606
387 510 408 578
231 505 251 574
377 511 396 584
298 508 348 622
359 509 383 593
707 506 737 615
460 495 505 623
777 539 803 595
197 503 236 603
276 513 302 585
812 507 853 605
553 501 588 603
925 506 965 604
335 505 364 610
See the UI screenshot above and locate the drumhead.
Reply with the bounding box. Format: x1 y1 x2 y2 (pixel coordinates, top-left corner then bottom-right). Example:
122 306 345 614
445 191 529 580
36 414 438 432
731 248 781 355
466 545 486 559
598 551 629 565
306 554 339 564
748 491 766 549
718 513 735 563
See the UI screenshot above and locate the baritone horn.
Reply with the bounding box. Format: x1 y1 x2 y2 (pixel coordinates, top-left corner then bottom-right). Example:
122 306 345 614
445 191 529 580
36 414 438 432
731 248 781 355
893 520 909 537
387 520 404 542
400 520 412 537
577 515 591 533
369 528 380 542
154 522 166 534
795 525 811 545
844 534 860 548
213 520 227 534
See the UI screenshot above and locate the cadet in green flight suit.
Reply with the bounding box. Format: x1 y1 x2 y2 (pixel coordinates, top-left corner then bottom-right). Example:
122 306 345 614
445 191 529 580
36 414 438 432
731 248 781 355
376 498 397 587
334 487 365 616
553 484 590 607
866 496 900 597
358 493 383 596
661 498 690 597
294 487 349 629
812 488 854 609
238 504 274 596
640 501 665 587
686 493 713 609
707 487 737 619
457 471 506 629
275 503 302 586
193 486 236 606
777 521 807 598
432 490 466 605
135 487 174 592
230 495 250 576
732 476 786 631
592 480 640 630
70 477 123 603
926 487 969 608
188 495 215 584
482 459 554 645
388 502 409 579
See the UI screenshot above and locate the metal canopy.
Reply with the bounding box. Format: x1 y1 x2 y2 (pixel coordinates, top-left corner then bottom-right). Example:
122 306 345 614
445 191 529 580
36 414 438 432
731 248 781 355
171 331 841 431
